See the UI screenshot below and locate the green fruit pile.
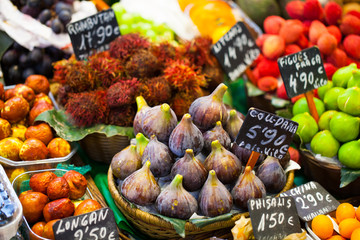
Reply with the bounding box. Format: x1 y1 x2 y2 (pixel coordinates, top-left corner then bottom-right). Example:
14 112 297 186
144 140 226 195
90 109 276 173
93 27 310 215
291 63 360 169
112 3 175 43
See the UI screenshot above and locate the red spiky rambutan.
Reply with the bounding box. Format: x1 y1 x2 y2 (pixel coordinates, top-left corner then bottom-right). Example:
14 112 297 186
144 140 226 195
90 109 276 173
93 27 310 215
106 78 139 108
65 91 109 127
183 36 215 67
53 59 73 85
138 76 172 106
88 53 124 88
107 105 136 127
109 33 151 62
170 92 198 118
201 61 224 91
164 60 207 96
125 49 160 78
65 61 95 93
150 42 179 68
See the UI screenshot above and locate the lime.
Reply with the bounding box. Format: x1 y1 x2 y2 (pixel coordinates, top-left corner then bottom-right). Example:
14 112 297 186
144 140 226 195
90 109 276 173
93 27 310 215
291 112 319 143
310 130 339 157
329 112 360 142
318 110 338 130
323 87 345 110
338 140 360 169
292 97 325 116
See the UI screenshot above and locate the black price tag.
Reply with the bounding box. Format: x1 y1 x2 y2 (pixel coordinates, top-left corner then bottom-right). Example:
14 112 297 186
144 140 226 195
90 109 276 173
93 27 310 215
278 46 328 98
53 207 119 240
248 197 302 240
211 22 260 81
280 181 340 222
235 108 299 159
67 9 121 60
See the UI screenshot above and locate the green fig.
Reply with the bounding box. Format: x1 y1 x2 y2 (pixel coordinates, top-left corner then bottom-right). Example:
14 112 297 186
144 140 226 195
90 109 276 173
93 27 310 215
318 110 338 130
332 63 357 88
323 87 345 110
338 140 360 169
347 69 360 88
337 87 360 116
310 130 340 158
318 81 333 101
329 112 360 142
291 112 319 143
292 97 325 116
136 133 149 157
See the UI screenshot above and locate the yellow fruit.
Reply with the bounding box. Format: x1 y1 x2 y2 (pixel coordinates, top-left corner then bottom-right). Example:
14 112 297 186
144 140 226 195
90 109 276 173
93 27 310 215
351 228 360 240
336 203 356 223
339 218 360 238
311 215 333 239
10 124 27 141
0 137 23 161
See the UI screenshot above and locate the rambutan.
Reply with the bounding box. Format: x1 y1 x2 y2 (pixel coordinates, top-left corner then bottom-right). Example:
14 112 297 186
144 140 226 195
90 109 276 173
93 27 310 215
137 76 172 106
125 49 160 78
52 59 73 85
150 42 179 68
106 78 139 108
201 62 224 91
107 105 136 127
109 33 150 62
65 91 109 127
183 36 215 67
65 61 95 93
170 92 198 119
164 60 207 96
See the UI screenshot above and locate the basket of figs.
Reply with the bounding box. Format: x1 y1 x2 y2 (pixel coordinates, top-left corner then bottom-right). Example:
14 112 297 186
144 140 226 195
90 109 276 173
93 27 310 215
108 84 296 239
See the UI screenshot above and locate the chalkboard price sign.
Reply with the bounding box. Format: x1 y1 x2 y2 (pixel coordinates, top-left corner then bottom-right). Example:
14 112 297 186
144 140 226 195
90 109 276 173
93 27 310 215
67 9 121 60
278 46 328 98
248 197 302 240
211 22 260 81
235 108 299 159
53 207 119 240
280 181 340 222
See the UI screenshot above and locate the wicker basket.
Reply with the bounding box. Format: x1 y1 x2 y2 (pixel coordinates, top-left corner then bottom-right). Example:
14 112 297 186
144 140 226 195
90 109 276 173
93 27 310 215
108 167 295 239
300 150 360 199
80 133 130 164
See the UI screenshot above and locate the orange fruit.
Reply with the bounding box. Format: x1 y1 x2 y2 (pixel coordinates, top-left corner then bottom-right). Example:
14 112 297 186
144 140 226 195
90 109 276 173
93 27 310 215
25 123 53 145
327 235 346 240
211 25 232 44
351 228 360 240
312 215 333 239
336 203 356 223
47 138 71 158
19 138 49 161
339 218 360 238
356 206 360 221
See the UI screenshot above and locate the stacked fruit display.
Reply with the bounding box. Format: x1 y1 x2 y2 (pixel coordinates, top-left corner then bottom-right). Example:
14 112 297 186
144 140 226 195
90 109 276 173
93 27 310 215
18 170 102 240
310 203 360 239
291 63 360 169
250 0 360 99
0 75 71 162
111 83 294 219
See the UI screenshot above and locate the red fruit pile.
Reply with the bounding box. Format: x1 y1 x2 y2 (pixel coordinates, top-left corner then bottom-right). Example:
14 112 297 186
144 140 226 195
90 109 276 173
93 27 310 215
251 0 360 101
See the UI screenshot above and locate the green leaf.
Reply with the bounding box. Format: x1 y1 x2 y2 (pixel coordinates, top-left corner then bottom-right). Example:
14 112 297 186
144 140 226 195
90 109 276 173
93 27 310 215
56 163 92 175
275 108 293 120
35 109 135 142
0 31 13 60
245 81 265 97
152 214 187 238
340 168 360 188
189 213 233 228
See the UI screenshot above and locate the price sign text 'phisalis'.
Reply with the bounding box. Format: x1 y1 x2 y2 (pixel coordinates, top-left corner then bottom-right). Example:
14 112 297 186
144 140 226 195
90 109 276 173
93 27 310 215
235 108 299 159
211 22 260 81
278 46 328 98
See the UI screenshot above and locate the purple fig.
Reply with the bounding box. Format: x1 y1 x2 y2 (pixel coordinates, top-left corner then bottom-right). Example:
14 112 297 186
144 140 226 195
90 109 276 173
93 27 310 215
142 103 177 143
225 110 243 141
204 140 242 184
121 161 160 206
170 149 208 191
169 113 204 157
155 174 198 219
136 133 149 157
198 170 233 217
189 83 228 131
256 156 286 193
142 135 174 177
231 166 266 209
203 121 231 152
133 96 150 135
111 145 142 180
231 144 266 166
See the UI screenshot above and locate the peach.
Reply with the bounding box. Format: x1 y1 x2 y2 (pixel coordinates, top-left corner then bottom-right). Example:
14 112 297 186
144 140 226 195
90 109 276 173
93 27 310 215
255 34 271 48
263 16 285 35
47 138 71 158
285 44 301 55
302 20 312 37
296 34 309 49
47 177 70 200
43 198 75 222
13 84 35 105
303 0 323 21
0 137 23 161
0 118 11 140
309 20 328 44
74 199 102 216
317 33 337 55
257 76 278 92
343 34 360 60
327 26 342 44
25 123 53 145
63 170 87 200
340 15 360 36
258 58 280 78
19 138 49 161
279 19 304 44
19 191 49 224
28 101 53 125
1 96 30 123
29 171 57 194
262 35 285 60
285 1 305 20
324 2 342 25
326 48 348 68
25 75 50 94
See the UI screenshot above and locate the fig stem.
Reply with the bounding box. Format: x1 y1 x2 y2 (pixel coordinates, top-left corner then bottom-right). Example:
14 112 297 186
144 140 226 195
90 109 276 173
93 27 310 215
229 110 237 118
209 170 218 186
215 121 222 127
185 149 195 157
171 174 184 188
136 96 148 112
211 140 222 151
211 83 228 102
